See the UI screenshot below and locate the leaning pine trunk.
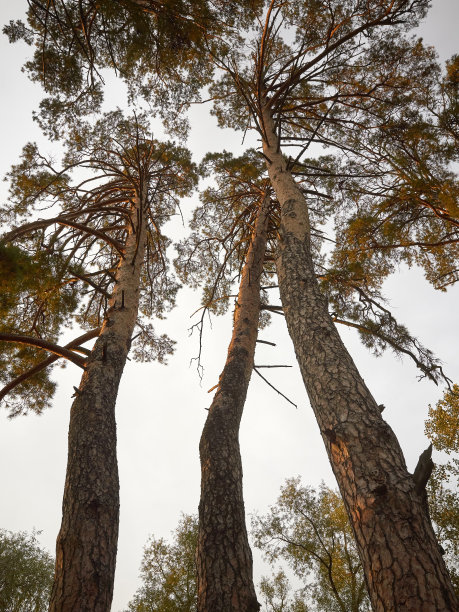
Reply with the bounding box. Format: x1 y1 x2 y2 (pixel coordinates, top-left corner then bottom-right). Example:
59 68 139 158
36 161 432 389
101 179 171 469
197 196 270 612
261 105 458 612
49 190 147 612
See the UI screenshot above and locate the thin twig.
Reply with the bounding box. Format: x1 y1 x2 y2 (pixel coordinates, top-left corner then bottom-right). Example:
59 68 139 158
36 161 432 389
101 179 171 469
253 367 297 408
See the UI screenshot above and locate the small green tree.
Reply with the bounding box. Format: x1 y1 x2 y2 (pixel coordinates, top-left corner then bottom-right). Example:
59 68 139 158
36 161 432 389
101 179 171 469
425 385 459 594
126 515 198 612
259 570 309 612
0 529 54 612
252 479 370 612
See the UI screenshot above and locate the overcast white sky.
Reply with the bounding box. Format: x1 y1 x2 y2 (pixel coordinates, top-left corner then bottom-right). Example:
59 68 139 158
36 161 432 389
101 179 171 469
0 2 458 610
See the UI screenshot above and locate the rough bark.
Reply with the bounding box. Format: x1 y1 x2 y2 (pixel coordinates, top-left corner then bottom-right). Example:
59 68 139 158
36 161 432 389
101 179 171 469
197 196 270 612
261 105 458 612
49 191 147 612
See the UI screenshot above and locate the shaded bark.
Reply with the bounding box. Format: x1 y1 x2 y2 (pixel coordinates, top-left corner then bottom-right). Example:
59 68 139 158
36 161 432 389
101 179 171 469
262 106 458 612
49 191 147 612
197 196 270 612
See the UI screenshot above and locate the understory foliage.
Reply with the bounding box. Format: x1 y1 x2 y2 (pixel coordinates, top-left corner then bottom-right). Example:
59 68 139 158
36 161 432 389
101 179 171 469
425 385 459 593
125 514 198 612
252 480 370 612
125 464 458 611
0 529 54 611
258 570 309 612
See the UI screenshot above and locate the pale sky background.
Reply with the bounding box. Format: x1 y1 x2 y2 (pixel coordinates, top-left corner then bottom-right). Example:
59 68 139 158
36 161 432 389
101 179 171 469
0 1 458 610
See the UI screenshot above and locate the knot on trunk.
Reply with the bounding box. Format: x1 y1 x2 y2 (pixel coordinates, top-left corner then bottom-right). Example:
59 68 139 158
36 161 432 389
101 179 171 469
413 443 434 495
323 428 337 444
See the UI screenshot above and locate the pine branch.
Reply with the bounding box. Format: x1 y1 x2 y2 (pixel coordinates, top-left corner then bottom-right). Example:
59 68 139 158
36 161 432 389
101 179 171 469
0 328 101 403
253 366 297 408
0 333 87 369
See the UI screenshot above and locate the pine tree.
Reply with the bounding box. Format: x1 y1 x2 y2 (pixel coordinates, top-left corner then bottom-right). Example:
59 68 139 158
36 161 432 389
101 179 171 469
177 151 278 610
1 111 197 610
204 2 458 608
3 0 263 140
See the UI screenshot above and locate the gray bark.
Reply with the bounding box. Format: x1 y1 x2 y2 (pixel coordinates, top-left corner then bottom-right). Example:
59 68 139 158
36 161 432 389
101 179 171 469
261 105 458 612
49 191 147 612
197 196 270 612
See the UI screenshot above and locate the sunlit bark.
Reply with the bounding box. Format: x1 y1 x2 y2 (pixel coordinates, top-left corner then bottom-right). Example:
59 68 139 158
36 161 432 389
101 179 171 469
197 195 270 612
262 104 458 612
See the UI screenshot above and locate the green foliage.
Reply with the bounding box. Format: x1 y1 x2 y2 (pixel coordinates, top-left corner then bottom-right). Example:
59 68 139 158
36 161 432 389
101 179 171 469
0 529 54 612
176 149 275 316
125 514 198 612
328 52 459 292
425 386 459 593
3 0 263 139
440 55 459 144
426 385 459 454
1 111 197 416
0 244 82 416
259 570 309 612
427 464 459 594
252 479 370 612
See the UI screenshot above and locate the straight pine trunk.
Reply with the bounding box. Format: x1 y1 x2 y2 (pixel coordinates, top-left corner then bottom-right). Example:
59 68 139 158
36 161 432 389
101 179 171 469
197 196 270 612
49 192 147 612
261 106 458 612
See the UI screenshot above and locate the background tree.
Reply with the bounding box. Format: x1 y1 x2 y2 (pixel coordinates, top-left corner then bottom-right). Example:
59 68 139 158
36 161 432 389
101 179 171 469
0 111 197 610
258 570 309 612
126 514 198 612
425 385 459 594
252 479 369 612
0 529 54 612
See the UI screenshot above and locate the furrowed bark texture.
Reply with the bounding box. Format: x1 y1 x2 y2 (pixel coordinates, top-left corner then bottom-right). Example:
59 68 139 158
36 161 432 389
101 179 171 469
197 197 270 612
49 193 147 612
262 107 458 612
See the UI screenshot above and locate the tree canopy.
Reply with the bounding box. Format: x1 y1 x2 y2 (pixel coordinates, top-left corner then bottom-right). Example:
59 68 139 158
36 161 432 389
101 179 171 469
0 529 54 612
0 110 197 416
126 514 198 612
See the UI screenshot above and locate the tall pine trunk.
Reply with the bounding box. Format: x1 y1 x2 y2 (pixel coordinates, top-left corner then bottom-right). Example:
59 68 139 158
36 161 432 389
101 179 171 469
197 196 270 612
261 106 458 611
49 191 147 611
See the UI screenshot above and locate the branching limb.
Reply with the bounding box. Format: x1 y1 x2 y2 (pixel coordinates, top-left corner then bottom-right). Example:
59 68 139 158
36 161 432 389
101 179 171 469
0 334 87 369
0 328 100 402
